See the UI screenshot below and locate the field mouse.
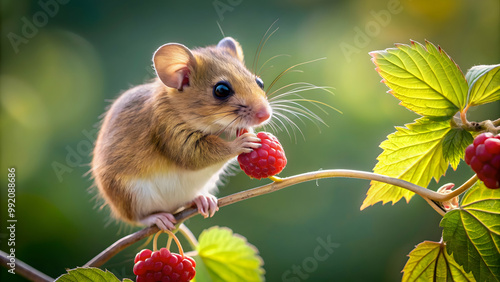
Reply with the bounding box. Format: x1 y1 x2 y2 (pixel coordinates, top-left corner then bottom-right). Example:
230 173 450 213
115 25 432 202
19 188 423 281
92 37 272 230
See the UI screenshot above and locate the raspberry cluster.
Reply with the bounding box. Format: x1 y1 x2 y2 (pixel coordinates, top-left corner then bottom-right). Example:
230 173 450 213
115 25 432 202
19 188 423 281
238 132 287 179
465 132 500 189
133 248 196 282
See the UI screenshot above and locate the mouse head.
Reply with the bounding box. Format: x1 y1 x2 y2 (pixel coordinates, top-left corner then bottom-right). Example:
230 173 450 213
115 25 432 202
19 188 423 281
153 37 272 134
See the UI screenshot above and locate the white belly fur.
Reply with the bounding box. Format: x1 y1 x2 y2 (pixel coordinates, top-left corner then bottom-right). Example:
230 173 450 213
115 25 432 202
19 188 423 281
128 161 229 218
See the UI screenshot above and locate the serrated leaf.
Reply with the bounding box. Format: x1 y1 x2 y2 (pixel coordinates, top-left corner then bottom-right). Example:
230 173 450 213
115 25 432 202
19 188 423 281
402 241 475 281
370 40 467 117
55 267 123 282
442 128 474 170
465 64 500 106
361 117 450 210
196 226 264 282
440 181 500 281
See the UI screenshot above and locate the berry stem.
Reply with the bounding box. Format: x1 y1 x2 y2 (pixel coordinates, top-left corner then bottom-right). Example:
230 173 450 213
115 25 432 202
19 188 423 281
268 175 284 182
153 230 162 252
178 224 199 250
166 235 173 250
164 229 184 258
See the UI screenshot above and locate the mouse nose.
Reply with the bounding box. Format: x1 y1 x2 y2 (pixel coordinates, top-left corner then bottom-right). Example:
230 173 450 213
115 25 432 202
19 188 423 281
255 106 271 124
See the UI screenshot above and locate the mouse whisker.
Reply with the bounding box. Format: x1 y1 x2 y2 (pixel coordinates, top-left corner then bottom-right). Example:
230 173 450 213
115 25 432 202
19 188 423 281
265 58 326 96
268 82 334 98
273 111 303 142
199 111 237 134
272 103 324 133
252 19 280 74
257 54 291 77
214 115 242 137
183 108 237 123
264 119 280 135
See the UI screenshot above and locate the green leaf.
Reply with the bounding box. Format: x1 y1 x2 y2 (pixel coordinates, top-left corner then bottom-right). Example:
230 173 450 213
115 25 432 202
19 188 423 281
192 255 213 282
442 128 474 170
440 181 500 281
196 226 264 282
55 267 124 282
465 64 500 106
361 117 451 209
370 40 468 117
402 241 475 281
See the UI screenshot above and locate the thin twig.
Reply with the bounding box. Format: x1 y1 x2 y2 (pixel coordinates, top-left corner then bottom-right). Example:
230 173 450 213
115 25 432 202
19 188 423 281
461 118 500 133
0 250 54 282
444 174 478 200
84 169 472 268
423 197 446 216
84 226 159 267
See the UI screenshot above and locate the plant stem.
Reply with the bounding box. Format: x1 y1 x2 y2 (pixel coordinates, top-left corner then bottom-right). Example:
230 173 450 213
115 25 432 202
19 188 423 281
460 106 470 126
423 198 446 216
0 250 53 282
178 224 199 251
84 226 159 267
461 118 500 133
445 174 478 200
84 169 472 268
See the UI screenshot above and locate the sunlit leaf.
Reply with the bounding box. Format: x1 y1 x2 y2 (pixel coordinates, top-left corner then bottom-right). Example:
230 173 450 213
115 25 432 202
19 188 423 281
440 181 500 281
442 128 474 170
370 40 467 117
196 226 264 282
192 254 212 282
361 117 450 210
465 64 500 106
402 241 475 281
55 267 128 282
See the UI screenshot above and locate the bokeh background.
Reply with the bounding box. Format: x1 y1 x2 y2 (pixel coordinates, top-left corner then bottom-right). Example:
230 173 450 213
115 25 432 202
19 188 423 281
1 0 499 281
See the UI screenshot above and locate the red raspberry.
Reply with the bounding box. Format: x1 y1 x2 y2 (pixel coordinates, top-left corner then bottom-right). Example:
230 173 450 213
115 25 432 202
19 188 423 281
133 248 195 282
465 132 500 189
238 132 287 179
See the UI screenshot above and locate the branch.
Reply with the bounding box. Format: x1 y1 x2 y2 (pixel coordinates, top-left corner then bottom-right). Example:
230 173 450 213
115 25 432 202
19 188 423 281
0 250 53 282
461 118 500 134
85 169 470 268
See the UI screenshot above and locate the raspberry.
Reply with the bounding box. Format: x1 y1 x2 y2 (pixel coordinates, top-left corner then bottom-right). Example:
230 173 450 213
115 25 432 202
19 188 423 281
238 132 287 179
465 132 500 189
133 248 195 282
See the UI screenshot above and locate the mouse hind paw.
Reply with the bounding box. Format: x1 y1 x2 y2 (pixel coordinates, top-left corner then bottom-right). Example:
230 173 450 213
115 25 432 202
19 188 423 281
140 212 177 230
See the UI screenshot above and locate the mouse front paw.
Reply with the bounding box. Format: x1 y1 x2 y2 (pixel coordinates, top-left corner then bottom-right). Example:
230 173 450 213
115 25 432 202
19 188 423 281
193 194 219 218
231 132 261 155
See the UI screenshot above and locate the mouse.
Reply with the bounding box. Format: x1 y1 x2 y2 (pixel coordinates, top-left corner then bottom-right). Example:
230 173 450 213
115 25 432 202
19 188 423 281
91 37 272 230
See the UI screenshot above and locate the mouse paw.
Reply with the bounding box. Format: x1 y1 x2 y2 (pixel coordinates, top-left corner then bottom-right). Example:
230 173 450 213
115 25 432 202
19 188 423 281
140 212 177 230
232 132 261 154
193 194 219 218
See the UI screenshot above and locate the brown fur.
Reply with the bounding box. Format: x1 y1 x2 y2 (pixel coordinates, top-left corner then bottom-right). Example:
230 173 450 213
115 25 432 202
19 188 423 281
92 38 270 224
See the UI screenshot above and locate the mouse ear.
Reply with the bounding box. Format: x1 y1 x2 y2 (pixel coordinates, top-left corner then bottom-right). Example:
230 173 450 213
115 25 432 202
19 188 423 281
153 43 196 90
217 37 244 62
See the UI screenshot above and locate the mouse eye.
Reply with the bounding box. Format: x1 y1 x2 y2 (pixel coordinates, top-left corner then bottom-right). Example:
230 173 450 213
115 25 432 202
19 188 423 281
213 81 234 100
256 77 264 89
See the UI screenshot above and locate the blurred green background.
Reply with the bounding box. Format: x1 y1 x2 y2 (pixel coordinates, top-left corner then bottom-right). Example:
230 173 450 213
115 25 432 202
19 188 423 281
1 0 499 281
